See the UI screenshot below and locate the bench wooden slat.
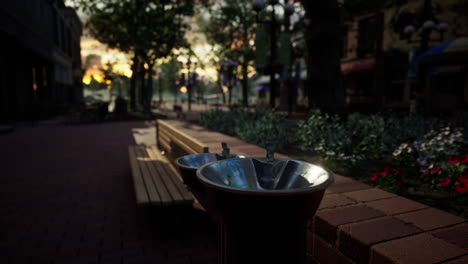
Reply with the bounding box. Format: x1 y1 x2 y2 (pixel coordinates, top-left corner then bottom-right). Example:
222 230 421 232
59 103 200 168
170 134 200 155
129 145 193 207
159 126 198 156
133 146 163 205
146 151 187 205
147 146 193 202
148 161 184 205
158 129 173 152
128 146 150 204
158 120 209 154
163 163 194 202
134 146 172 206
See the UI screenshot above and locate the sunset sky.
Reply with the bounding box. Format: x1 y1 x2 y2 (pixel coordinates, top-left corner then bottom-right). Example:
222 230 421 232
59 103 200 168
78 14 219 85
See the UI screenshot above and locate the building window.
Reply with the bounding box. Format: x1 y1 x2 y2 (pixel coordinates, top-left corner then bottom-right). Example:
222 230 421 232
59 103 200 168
53 11 59 45
60 19 65 52
32 68 37 91
357 14 383 57
341 25 349 58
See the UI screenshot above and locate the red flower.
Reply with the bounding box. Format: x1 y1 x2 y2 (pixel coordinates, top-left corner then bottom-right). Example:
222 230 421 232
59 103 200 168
448 156 459 162
439 177 451 186
371 167 401 181
461 155 468 163
420 169 430 178
448 160 460 166
458 173 468 183
454 182 468 193
381 167 391 175
371 172 380 181
431 167 441 173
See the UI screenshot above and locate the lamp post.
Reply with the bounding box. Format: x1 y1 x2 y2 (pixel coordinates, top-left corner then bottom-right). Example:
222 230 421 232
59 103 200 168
252 0 297 109
401 0 448 104
221 59 238 105
180 58 197 111
402 0 448 53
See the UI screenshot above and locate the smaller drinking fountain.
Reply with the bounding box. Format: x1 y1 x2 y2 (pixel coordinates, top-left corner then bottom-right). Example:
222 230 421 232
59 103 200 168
175 143 243 203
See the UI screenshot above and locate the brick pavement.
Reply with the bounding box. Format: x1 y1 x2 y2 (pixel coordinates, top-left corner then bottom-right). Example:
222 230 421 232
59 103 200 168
0 122 217 264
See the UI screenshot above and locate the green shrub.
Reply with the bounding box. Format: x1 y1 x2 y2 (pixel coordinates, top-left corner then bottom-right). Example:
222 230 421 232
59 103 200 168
199 107 296 153
299 109 387 168
382 114 443 150
236 111 295 152
370 167 404 194
198 106 256 136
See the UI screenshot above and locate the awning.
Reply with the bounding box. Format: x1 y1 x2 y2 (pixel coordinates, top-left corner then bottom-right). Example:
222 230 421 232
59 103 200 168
341 58 376 75
252 71 307 85
253 85 269 91
423 37 468 57
430 65 465 75
420 37 468 65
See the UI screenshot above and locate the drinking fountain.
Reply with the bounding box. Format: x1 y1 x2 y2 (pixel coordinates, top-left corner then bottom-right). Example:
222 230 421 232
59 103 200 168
196 151 334 264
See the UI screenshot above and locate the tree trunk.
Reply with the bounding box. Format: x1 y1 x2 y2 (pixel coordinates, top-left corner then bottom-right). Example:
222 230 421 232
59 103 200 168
173 76 178 104
158 76 163 102
303 0 344 112
138 62 146 110
218 70 226 104
144 63 155 115
130 54 138 111
241 60 249 107
241 22 249 107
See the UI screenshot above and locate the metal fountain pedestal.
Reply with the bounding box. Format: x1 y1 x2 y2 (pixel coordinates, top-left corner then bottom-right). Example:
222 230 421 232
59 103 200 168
197 156 334 264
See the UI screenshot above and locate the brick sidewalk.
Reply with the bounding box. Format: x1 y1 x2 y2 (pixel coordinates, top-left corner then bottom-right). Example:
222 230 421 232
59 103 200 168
0 122 217 264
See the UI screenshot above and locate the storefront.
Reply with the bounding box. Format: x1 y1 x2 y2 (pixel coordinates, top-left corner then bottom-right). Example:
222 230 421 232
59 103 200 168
420 37 468 113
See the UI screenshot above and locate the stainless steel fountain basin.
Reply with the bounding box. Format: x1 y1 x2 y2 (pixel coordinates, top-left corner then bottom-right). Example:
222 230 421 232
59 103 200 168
197 157 334 195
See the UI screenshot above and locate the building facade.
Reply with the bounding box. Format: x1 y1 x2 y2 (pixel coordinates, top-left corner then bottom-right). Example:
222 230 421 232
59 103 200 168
341 0 468 114
0 0 82 122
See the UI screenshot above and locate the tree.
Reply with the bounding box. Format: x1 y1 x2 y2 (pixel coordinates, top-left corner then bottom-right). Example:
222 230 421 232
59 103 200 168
160 58 181 103
200 0 256 106
71 0 195 113
300 0 344 111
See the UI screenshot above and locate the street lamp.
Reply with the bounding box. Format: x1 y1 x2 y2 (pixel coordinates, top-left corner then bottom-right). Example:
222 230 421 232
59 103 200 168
252 0 297 109
179 58 197 111
400 0 449 105
402 0 449 52
221 59 238 105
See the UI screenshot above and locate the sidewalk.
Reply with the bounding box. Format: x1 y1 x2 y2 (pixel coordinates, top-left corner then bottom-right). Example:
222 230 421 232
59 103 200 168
0 121 217 264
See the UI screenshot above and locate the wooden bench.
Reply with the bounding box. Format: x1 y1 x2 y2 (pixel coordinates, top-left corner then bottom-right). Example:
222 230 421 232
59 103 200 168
172 104 186 119
128 145 193 207
156 119 209 164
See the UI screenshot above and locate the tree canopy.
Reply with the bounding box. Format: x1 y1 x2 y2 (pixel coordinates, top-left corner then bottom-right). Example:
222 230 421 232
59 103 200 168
71 0 196 112
200 0 257 106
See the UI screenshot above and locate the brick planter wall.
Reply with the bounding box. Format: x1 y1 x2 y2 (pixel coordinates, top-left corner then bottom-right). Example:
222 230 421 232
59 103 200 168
164 120 468 264
308 175 468 264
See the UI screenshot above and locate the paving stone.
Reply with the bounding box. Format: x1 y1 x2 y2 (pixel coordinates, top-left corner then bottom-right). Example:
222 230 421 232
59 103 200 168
0 122 217 264
339 217 422 264
442 255 468 264
327 181 372 194
343 188 396 202
432 223 468 250
366 196 428 215
334 175 356 184
314 205 384 244
371 233 467 264
313 234 356 264
396 208 465 231
319 193 357 210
